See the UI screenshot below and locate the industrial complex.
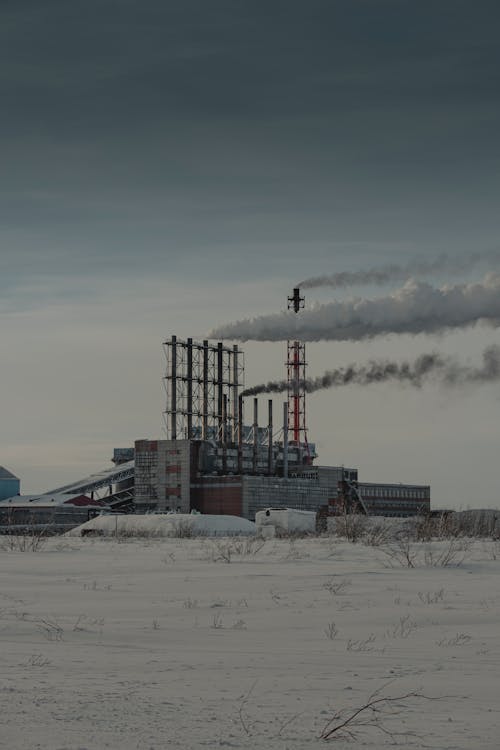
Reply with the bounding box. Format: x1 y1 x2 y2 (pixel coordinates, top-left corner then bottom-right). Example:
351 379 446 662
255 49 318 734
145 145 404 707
0 289 430 532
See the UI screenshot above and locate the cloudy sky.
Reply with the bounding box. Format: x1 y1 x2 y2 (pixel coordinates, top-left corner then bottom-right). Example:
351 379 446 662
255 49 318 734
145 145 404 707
1 1 499 508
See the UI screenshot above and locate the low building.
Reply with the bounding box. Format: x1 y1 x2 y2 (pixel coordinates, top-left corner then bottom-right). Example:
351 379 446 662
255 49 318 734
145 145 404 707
0 493 108 532
358 482 430 517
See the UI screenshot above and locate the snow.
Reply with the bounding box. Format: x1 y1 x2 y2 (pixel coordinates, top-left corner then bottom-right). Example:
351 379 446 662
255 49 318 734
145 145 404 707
1 535 500 749
68 513 256 537
255 508 317 534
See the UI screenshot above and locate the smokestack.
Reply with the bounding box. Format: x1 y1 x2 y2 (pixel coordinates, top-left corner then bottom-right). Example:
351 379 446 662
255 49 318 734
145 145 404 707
283 401 288 479
288 287 304 313
171 334 177 440
222 394 228 472
217 342 224 440
187 337 193 439
238 394 243 474
253 397 258 474
268 399 273 475
232 344 239 443
202 340 209 439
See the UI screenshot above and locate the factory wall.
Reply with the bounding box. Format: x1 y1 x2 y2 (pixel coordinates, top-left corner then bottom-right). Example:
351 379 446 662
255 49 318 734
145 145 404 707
133 439 431 521
191 476 243 516
359 482 430 517
241 475 334 520
134 439 190 513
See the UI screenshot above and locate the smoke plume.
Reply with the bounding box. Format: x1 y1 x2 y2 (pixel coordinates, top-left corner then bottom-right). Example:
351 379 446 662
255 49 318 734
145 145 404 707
210 274 500 342
241 346 500 397
299 251 500 290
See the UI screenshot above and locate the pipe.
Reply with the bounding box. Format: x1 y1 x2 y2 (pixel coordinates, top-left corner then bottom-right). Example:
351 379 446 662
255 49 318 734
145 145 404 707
283 401 289 479
232 344 239 443
187 337 193 439
171 335 177 440
202 340 209 439
238 394 243 474
222 393 228 472
253 397 258 474
268 399 273 475
217 342 224 442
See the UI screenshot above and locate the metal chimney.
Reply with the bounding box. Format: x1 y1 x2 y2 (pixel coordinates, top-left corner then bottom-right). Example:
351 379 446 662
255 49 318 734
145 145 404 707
283 401 289 479
268 399 273 475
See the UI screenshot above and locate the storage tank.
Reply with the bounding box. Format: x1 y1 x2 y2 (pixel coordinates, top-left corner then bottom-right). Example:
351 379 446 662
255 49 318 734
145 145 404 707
255 507 316 536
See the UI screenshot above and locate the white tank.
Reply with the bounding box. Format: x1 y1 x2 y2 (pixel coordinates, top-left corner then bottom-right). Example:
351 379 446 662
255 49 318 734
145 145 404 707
255 507 316 535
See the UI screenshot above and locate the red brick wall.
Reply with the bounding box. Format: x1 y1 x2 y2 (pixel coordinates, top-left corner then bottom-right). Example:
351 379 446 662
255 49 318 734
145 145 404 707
191 476 243 516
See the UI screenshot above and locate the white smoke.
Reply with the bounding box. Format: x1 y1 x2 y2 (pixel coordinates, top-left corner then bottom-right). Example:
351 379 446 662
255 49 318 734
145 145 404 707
210 274 500 342
299 250 500 290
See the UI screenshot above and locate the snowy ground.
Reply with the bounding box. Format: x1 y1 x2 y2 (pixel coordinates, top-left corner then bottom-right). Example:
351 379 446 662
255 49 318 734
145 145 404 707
1 534 500 749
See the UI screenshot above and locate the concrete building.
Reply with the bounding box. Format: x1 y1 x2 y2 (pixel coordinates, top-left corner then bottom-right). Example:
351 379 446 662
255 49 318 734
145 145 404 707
133 438 430 520
358 482 430 517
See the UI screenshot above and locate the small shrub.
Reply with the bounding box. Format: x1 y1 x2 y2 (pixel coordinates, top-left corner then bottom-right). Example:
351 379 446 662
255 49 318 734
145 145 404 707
323 578 351 596
324 621 338 640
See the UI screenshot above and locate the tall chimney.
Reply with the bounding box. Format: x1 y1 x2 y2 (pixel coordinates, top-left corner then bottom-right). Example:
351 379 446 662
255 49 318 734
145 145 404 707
268 399 273 475
253 398 258 474
217 342 224 441
202 340 209 439
187 337 193 439
222 394 228 472
171 335 177 440
238 394 243 474
283 401 289 479
232 345 239 443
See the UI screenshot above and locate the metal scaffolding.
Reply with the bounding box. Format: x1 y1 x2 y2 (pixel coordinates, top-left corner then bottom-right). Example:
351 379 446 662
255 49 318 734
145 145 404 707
163 336 244 441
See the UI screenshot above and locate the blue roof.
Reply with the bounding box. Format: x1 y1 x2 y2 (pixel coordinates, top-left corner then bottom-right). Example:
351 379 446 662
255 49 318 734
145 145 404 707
0 466 19 481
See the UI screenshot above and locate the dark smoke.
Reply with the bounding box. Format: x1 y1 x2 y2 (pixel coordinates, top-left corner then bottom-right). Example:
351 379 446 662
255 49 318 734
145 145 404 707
299 251 500 290
241 346 500 397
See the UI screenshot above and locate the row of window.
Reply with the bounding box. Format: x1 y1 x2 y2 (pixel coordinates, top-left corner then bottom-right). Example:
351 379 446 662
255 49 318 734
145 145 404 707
363 487 428 499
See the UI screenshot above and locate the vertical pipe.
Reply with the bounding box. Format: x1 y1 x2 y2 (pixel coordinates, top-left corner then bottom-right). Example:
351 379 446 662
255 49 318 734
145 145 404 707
238 394 243 474
222 394 228 472
202 340 209 439
217 343 224 442
171 335 177 440
293 342 300 443
252 397 258 474
232 344 239 443
283 401 289 479
268 399 273 476
187 337 193 440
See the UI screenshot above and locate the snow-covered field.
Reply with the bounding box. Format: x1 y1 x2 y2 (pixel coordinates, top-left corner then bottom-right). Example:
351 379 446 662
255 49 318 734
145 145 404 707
1 534 499 749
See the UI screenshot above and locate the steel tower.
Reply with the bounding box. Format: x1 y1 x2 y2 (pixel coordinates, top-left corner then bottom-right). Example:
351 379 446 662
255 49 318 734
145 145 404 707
286 288 309 457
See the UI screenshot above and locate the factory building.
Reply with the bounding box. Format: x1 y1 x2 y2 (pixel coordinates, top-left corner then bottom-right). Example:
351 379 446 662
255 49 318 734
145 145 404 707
133 438 358 519
0 493 107 532
141 318 430 520
0 289 431 530
358 482 430 517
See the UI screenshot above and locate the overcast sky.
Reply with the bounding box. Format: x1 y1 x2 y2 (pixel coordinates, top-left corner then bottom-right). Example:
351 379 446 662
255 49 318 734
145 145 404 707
1 1 500 508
